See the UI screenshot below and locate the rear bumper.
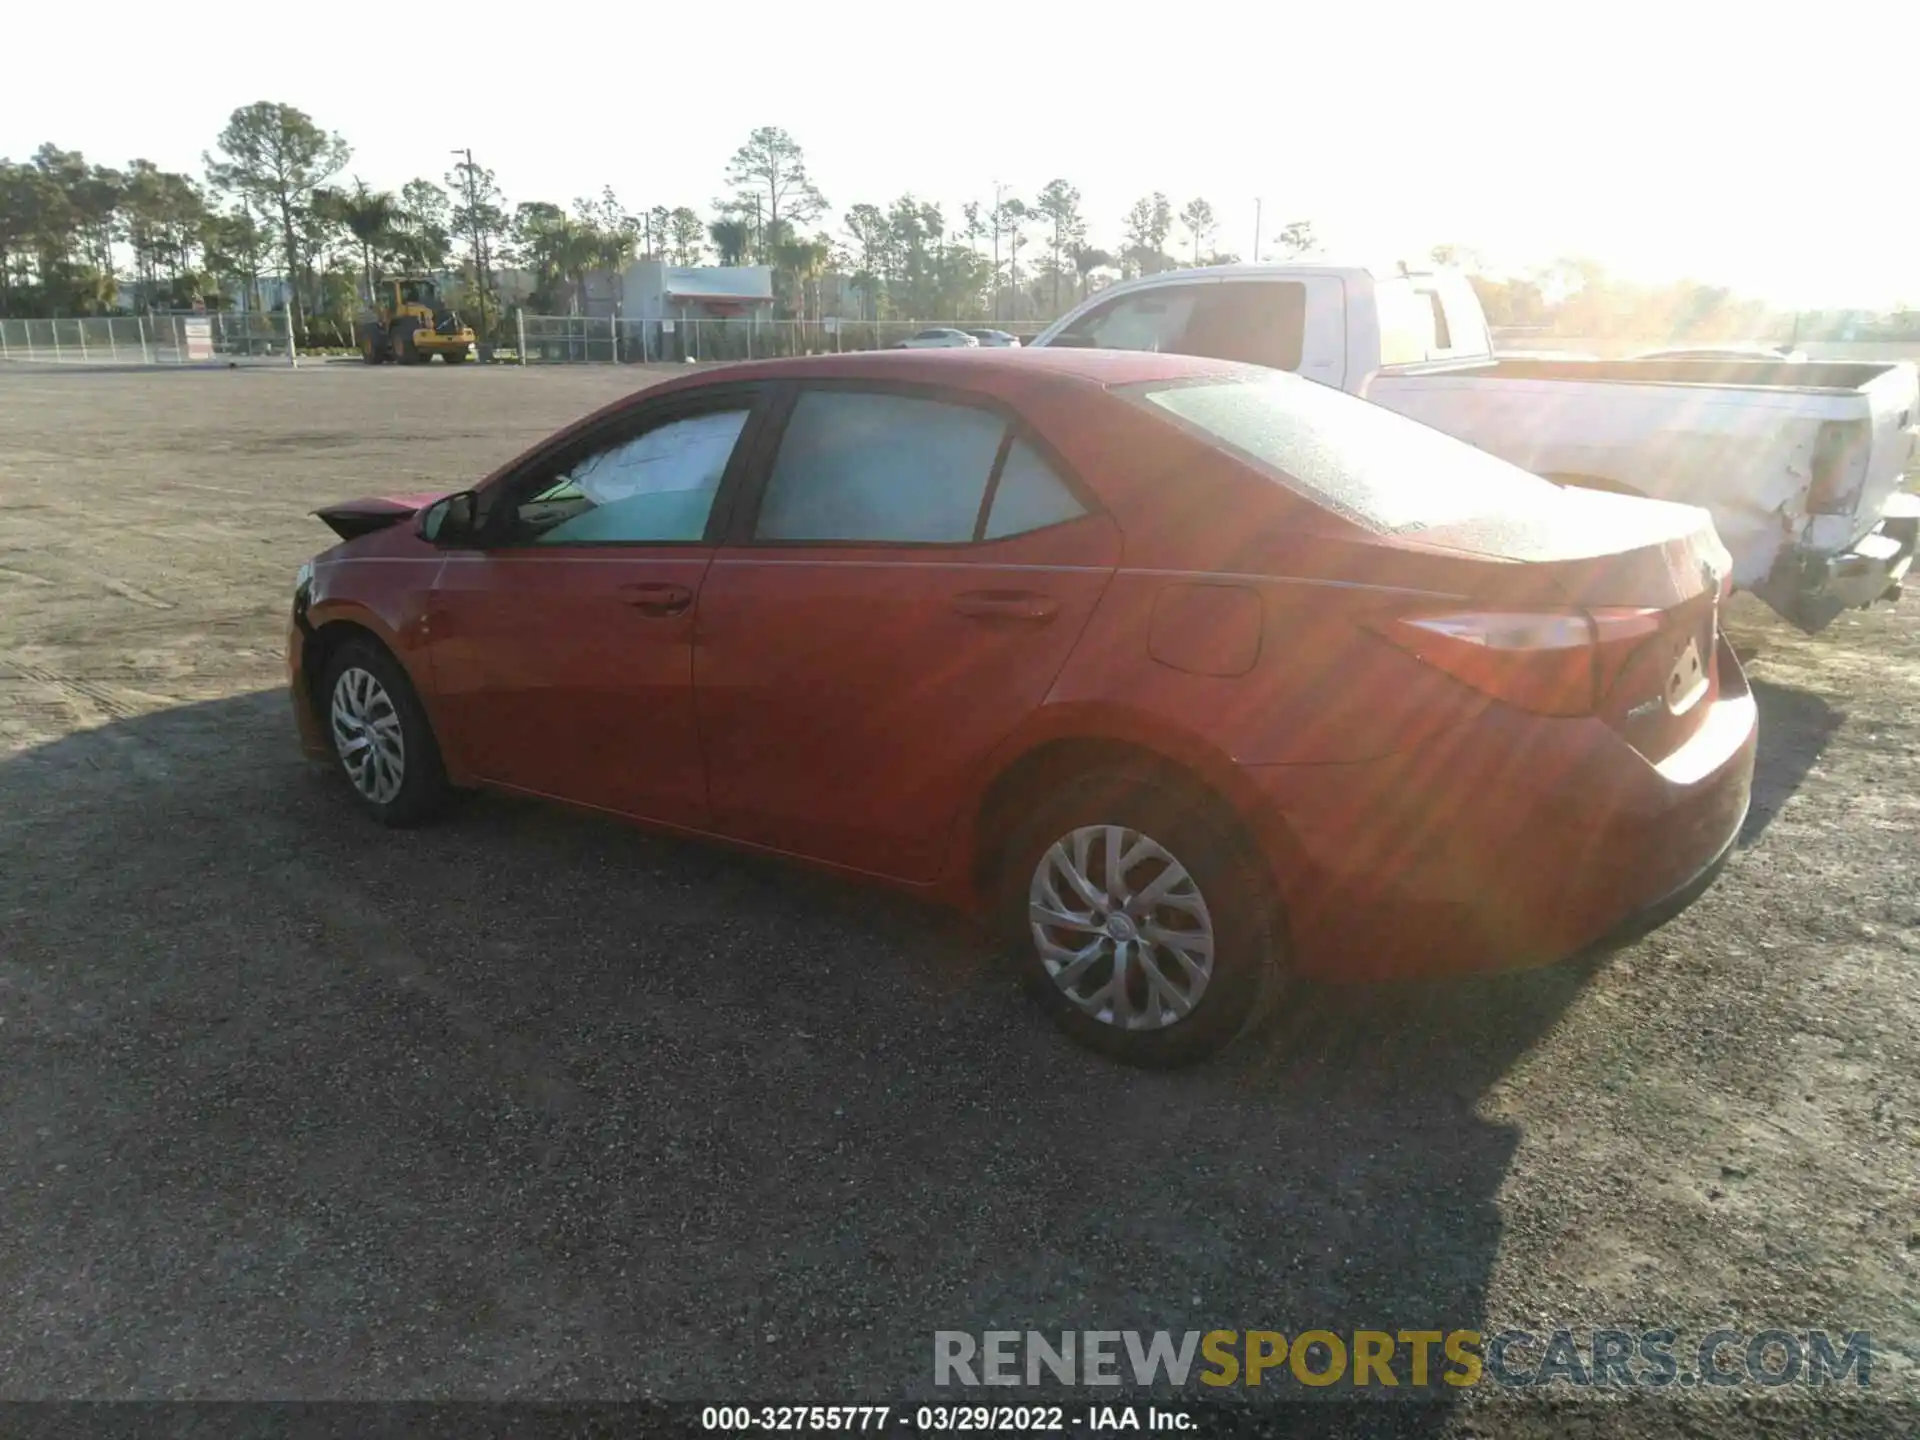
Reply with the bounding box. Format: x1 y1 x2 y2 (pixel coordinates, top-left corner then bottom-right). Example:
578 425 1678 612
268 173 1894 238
1757 492 1919 632
1242 638 1757 981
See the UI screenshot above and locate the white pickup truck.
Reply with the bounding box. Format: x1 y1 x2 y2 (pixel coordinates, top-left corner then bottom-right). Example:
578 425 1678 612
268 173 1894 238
1032 264 1920 632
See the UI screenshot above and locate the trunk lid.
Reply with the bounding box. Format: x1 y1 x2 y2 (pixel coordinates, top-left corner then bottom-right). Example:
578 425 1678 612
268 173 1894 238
1391 486 1732 761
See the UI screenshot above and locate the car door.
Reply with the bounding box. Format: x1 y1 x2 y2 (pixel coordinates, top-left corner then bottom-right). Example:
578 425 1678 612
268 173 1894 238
423 386 767 829
695 382 1122 882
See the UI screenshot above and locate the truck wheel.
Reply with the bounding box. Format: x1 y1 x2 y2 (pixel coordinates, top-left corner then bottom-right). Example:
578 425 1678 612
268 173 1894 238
442 346 469 364
390 320 419 364
360 334 382 364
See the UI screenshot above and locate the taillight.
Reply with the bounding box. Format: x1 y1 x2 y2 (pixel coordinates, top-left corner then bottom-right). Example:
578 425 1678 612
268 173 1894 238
1808 419 1869 515
1370 608 1665 716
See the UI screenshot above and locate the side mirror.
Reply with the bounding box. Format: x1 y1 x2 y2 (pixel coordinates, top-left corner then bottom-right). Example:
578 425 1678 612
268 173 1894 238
419 490 480 546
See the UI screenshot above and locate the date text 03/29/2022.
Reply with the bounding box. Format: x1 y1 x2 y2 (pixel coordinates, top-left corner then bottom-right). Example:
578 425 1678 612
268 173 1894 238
700 1406 1190 1433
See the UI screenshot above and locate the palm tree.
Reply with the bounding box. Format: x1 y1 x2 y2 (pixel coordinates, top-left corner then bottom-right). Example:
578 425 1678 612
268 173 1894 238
554 220 603 315
316 179 397 307
771 237 831 322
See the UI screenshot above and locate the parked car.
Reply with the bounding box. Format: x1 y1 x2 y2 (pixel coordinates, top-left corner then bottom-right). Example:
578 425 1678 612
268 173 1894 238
1032 265 1920 633
894 327 978 349
291 349 1756 1067
965 329 1023 348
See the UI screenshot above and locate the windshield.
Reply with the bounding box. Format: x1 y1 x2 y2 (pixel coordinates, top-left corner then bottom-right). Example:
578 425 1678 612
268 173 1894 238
1131 373 1564 533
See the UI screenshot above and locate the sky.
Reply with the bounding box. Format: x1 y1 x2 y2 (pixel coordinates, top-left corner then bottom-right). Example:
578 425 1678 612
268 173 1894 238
3 0 1913 310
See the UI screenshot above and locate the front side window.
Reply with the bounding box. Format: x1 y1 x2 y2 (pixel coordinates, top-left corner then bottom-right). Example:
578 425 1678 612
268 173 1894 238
1055 282 1306 372
1057 286 1205 352
513 408 750 544
753 390 1089 544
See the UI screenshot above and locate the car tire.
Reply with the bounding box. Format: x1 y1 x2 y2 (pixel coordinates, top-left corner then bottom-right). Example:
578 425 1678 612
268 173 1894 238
320 636 453 827
998 767 1284 1067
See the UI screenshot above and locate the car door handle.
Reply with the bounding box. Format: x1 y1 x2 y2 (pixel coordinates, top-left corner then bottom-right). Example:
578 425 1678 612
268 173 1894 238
952 589 1059 623
616 582 693 616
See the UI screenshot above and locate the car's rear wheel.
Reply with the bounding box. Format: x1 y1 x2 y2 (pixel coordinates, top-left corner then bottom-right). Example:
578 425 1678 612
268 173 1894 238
1000 768 1282 1067
321 636 452 827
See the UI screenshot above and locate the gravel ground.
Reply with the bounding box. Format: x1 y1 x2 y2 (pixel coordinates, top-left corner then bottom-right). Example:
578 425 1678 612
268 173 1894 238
0 363 1915 1434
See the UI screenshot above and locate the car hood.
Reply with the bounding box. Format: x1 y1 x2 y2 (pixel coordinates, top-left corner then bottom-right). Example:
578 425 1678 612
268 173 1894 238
314 491 450 541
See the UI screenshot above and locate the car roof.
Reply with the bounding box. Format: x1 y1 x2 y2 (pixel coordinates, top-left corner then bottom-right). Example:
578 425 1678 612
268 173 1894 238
639 346 1255 399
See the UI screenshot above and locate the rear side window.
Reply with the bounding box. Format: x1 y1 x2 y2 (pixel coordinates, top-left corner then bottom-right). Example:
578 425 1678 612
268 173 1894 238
984 438 1086 539
1180 283 1305 370
1133 374 1561 533
753 391 1089 544
1056 282 1305 371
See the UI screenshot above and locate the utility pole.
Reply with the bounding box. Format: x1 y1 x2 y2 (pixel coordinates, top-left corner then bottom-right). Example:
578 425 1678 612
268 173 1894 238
991 180 1007 323
1252 198 1263 265
451 147 494 333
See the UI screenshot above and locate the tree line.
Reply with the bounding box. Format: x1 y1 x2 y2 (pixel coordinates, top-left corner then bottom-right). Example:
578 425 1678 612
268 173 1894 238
7 104 1890 344
0 107 1329 339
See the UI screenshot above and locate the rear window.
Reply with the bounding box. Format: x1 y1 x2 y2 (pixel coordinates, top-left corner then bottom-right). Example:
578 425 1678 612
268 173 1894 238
1132 373 1562 533
1375 277 1492 365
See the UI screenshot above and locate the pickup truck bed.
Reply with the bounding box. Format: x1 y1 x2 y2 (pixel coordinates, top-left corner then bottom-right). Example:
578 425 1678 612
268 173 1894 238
1032 264 1919 632
1372 355 1918 629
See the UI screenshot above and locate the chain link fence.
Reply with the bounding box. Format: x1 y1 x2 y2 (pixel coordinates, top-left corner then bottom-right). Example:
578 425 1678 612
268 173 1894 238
512 315 1047 365
0 312 293 365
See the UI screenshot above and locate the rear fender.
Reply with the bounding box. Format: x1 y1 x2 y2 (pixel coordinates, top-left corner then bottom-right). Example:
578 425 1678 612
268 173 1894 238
933 700 1309 916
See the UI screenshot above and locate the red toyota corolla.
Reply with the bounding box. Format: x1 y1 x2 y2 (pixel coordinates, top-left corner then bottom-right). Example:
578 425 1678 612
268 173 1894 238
289 349 1756 1066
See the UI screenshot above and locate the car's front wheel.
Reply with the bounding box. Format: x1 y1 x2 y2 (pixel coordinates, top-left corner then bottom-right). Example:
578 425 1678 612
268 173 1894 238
321 637 452 826
1000 768 1283 1067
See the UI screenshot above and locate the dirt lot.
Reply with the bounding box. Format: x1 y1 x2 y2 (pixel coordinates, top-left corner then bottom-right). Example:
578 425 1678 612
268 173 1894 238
0 364 1914 1432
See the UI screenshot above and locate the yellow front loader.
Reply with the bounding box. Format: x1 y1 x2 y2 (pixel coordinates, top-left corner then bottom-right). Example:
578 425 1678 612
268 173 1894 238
356 276 476 364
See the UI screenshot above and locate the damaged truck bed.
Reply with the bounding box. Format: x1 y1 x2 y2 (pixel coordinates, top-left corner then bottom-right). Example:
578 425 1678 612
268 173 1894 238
1032 265 1920 633
1374 354 1920 633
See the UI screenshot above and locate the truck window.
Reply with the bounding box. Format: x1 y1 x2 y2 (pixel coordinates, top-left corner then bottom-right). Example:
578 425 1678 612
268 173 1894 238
1056 286 1206 352
1432 280 1490 356
1054 281 1306 370
1376 277 1490 364
1180 283 1306 370
1375 280 1437 365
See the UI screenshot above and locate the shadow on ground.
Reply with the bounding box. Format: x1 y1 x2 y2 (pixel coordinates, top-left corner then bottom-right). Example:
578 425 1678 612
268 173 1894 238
0 692 1628 1423
1739 679 1844 845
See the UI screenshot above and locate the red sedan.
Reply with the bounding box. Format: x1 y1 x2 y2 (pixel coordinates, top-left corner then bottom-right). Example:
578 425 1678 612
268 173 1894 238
288 349 1756 1066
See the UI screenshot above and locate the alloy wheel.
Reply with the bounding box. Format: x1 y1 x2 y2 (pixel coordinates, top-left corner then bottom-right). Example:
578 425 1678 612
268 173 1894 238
1028 824 1215 1030
330 666 406 804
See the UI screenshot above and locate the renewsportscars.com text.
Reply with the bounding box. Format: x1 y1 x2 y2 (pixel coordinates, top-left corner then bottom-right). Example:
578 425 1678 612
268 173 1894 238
933 1328 1873 1390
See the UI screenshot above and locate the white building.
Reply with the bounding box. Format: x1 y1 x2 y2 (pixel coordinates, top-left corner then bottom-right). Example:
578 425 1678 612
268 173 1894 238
616 261 775 323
